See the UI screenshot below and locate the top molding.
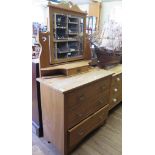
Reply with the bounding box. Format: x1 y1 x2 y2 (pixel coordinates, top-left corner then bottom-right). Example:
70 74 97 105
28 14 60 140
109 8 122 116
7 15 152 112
47 1 87 15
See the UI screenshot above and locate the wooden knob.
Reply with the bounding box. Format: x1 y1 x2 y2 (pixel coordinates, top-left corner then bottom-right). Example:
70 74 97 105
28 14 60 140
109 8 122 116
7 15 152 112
76 113 83 117
100 85 105 91
78 130 84 136
113 98 117 102
114 88 118 92
99 115 103 120
117 77 120 81
97 99 103 105
77 68 81 73
79 95 85 101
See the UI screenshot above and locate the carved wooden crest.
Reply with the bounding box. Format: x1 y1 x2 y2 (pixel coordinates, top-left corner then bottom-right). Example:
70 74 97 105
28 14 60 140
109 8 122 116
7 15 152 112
47 1 87 14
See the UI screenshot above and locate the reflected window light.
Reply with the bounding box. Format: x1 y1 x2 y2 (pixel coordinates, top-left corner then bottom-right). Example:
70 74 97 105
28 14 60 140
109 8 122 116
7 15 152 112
110 6 122 24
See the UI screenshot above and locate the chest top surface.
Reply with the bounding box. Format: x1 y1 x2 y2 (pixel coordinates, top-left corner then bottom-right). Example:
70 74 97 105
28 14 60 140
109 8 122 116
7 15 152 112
37 68 113 93
105 64 122 76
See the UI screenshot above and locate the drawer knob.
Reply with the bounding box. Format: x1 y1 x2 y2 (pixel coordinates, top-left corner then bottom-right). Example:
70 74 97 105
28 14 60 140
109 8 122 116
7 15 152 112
99 115 104 120
79 94 85 101
78 130 84 136
97 99 103 105
76 113 83 117
117 77 120 81
114 88 118 92
77 68 81 73
100 85 105 91
113 98 117 102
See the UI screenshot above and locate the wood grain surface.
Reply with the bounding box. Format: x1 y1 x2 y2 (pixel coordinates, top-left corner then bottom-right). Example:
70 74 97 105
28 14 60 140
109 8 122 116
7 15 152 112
37 68 113 93
32 103 122 155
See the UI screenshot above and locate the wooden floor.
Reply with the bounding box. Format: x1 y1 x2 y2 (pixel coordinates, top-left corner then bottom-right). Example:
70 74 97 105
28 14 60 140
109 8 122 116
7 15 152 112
32 103 122 155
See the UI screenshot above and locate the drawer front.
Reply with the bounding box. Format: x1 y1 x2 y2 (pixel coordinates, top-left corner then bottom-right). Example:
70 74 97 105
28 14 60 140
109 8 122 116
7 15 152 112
67 91 109 129
110 96 122 109
66 77 111 109
112 73 122 88
93 95 109 112
110 73 122 109
111 86 122 98
68 66 89 76
68 105 109 148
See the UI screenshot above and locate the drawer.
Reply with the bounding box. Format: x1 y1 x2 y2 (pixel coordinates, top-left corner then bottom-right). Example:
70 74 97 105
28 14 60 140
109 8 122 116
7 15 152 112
67 91 109 129
68 105 109 148
111 86 122 98
68 66 89 76
110 75 122 110
65 77 111 109
93 95 109 112
112 73 122 88
110 96 122 109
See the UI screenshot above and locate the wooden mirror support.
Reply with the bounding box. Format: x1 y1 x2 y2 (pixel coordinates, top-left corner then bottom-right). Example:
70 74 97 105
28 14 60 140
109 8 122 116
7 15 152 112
38 2 91 77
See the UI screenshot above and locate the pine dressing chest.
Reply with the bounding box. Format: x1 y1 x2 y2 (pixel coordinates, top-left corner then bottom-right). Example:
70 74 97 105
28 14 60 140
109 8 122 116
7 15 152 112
36 2 122 155
37 68 113 155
